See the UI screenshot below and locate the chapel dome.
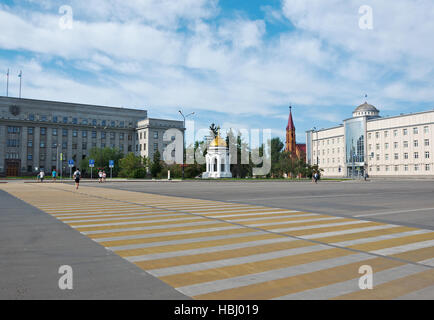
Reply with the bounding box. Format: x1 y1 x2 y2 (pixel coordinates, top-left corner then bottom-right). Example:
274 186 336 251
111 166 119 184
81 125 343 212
352 102 380 117
210 136 227 147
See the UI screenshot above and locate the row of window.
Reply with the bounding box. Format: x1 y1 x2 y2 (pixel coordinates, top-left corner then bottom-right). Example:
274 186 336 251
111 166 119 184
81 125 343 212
313 148 341 156
371 152 430 161
26 115 132 128
28 128 132 140
369 126 430 139
138 131 159 140
369 139 430 150
370 164 431 172
313 137 342 146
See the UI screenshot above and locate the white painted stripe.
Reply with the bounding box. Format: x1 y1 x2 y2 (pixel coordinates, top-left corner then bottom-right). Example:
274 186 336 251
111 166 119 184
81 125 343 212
107 231 264 251
70 215 202 228
94 226 242 242
259 220 367 231
176 253 371 297
302 225 397 240
186 207 275 214
149 244 328 277
419 258 434 267
57 211 176 220
81 220 220 235
208 211 302 219
240 216 341 228
331 229 433 247
226 213 318 222
354 207 434 217
370 240 434 256
273 264 429 300
126 237 294 262
61 213 188 223
52 209 164 216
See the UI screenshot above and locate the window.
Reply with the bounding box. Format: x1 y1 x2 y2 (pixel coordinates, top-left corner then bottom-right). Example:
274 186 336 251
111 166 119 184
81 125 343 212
52 154 57 161
72 118 78 124
82 143 87 150
404 153 409 160
376 154 380 161
72 144 77 149
28 140 33 147
385 143 389 149
120 133 124 140
63 129 68 137
404 165 408 171
82 131 87 138
154 131 158 139
375 132 379 138
376 144 380 150
376 166 380 172
140 132 142 139
28 154 33 160
110 132 115 140
73 130 77 137
424 126 429 134
101 132 106 139
128 145 132 152
40 154 46 161
403 141 408 148
385 154 389 161
393 130 398 137
63 117 68 124
120 121 124 128
413 127 418 134
394 166 399 172
28 127 34 135
394 153 399 160
82 119 88 125
128 134 132 141
52 128 57 136
40 128 46 135
101 143 106 148
414 165 419 171
386 166 389 172
394 142 398 149
384 131 388 137
368 133 372 139
414 152 419 159
41 115 47 122
403 128 408 135
92 119 97 126
7 139 19 147
425 151 430 159
143 143 146 151
426 164 430 171
52 142 57 148
111 121 115 127
40 142 45 148
414 140 418 147
102 120 106 126
52 116 58 123
62 142 67 149
29 114 35 121
92 131 97 138
425 139 429 147
154 143 158 151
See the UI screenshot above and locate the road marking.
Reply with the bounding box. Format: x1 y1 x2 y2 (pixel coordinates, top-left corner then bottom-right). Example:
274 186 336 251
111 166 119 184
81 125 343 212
354 207 434 217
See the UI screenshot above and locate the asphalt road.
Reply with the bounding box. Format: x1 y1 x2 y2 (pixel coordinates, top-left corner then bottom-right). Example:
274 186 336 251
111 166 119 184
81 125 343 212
96 179 434 230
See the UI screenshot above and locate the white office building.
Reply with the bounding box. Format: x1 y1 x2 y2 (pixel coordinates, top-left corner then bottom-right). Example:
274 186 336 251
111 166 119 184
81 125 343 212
306 102 434 178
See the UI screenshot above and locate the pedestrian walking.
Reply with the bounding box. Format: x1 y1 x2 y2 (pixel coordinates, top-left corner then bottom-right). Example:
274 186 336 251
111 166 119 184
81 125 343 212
52 169 57 182
38 170 45 183
73 168 81 190
102 171 106 183
313 171 319 184
98 170 103 183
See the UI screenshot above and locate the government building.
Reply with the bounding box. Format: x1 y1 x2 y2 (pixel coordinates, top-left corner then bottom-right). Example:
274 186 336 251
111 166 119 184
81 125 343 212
305 101 434 178
0 96 183 176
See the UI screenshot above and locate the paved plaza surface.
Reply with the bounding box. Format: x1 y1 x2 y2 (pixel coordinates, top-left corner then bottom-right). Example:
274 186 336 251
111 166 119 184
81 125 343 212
1 180 433 299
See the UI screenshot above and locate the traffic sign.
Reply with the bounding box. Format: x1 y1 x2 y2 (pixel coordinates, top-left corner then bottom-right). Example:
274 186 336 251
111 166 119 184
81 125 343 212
109 160 114 168
68 160 74 167
89 159 95 168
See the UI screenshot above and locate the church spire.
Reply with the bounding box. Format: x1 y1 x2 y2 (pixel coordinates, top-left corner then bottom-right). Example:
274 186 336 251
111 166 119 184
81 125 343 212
286 105 295 131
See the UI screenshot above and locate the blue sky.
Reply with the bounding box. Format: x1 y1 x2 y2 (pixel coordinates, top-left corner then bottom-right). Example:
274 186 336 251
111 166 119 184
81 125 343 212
1 0 434 145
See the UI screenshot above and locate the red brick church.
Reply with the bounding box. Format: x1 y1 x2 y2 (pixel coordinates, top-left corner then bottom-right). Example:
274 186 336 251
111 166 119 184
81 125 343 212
285 106 306 160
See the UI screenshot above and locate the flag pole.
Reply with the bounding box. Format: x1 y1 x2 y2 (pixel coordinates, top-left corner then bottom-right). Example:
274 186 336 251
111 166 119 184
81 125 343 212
6 69 9 97
18 70 22 98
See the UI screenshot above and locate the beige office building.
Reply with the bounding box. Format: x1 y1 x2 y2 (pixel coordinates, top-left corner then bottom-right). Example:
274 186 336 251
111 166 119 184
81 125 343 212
306 102 434 178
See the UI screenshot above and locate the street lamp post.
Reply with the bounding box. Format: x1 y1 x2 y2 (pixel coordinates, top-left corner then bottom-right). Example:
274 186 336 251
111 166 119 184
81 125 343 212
179 110 195 180
313 127 319 166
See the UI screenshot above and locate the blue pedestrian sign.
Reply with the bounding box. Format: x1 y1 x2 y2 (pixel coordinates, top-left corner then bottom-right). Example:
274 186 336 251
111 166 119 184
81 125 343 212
68 160 74 167
109 160 114 168
89 159 95 168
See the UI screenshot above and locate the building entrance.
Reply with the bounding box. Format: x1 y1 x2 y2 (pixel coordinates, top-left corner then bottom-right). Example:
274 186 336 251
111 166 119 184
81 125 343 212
5 160 21 177
347 166 365 178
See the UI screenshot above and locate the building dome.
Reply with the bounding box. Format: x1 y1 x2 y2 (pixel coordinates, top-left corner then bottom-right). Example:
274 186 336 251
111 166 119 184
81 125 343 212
210 136 227 147
352 102 380 118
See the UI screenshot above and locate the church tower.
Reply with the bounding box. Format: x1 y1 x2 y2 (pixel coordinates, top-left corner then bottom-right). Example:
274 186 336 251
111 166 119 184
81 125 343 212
285 106 297 157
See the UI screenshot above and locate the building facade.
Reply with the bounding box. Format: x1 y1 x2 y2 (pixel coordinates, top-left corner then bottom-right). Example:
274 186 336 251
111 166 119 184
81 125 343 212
306 102 434 177
0 96 183 176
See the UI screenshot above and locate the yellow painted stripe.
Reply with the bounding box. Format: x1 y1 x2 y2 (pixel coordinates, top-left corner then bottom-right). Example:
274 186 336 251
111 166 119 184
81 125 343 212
349 232 434 252
279 221 383 236
67 214 192 226
160 247 353 288
116 233 283 257
391 246 434 263
135 239 313 270
194 256 404 300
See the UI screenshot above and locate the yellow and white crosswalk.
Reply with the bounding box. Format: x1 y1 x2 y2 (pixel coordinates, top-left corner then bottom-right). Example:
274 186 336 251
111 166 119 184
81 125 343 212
1 183 433 300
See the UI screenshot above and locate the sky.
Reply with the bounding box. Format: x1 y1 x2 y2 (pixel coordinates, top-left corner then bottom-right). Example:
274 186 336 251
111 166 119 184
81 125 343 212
1 0 434 144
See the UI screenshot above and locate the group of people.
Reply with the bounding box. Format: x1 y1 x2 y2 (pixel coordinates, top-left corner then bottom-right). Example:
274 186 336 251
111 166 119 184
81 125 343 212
98 170 107 183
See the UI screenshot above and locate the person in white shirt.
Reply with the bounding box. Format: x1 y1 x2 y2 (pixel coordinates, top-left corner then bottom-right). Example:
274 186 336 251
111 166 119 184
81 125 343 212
38 170 45 183
73 169 81 190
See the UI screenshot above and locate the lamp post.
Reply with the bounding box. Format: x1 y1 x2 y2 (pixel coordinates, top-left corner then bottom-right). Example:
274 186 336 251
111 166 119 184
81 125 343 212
313 127 319 166
179 110 195 180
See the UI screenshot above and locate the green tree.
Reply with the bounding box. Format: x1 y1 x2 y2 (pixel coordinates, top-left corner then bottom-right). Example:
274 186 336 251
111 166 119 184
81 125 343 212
80 147 124 177
150 150 162 178
119 153 149 178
